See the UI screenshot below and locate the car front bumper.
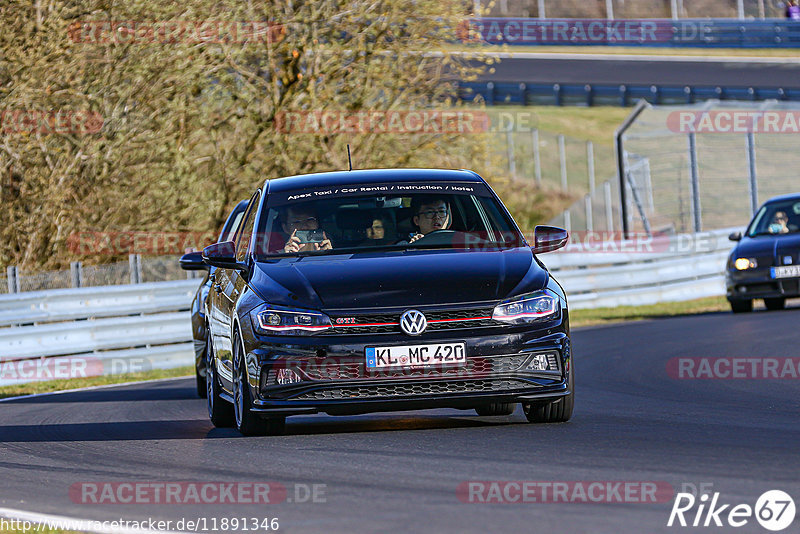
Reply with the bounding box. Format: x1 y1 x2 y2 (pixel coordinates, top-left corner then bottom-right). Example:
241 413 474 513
726 269 800 299
244 320 571 417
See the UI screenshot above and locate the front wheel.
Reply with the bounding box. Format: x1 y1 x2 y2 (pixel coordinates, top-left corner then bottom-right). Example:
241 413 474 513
233 335 285 436
523 361 574 423
764 297 786 311
728 298 753 314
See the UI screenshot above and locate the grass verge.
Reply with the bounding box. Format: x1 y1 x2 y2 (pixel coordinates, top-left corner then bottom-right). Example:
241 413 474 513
0 365 194 400
570 296 731 327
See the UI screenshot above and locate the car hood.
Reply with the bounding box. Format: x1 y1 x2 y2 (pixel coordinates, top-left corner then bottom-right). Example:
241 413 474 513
735 233 800 261
249 248 547 311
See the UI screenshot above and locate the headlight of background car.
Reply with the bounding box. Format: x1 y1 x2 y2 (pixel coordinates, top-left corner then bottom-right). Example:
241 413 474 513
251 305 332 335
492 289 559 324
734 257 758 270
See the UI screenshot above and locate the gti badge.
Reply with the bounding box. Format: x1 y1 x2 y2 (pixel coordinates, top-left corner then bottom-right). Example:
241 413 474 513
400 310 427 336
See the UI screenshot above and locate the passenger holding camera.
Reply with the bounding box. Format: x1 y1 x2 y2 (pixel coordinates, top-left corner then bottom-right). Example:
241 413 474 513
281 205 333 253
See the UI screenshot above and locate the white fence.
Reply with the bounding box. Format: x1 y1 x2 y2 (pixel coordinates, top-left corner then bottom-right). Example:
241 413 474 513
0 230 737 386
0 279 199 387
542 227 736 309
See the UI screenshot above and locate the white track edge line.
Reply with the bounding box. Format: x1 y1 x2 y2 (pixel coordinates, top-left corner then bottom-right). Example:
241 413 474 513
0 506 184 534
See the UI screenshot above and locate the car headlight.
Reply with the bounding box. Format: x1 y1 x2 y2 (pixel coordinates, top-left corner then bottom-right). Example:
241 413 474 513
251 304 332 335
734 257 757 270
492 289 559 324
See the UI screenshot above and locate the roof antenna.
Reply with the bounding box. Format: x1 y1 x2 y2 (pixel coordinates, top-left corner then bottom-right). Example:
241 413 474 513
346 144 353 171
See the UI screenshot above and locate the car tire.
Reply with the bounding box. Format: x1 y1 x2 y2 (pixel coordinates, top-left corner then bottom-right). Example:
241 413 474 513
523 361 574 424
728 298 753 314
233 334 286 437
764 297 786 311
207 336 235 428
475 403 516 416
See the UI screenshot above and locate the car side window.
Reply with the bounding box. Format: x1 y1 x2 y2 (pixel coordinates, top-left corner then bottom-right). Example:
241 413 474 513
236 193 260 262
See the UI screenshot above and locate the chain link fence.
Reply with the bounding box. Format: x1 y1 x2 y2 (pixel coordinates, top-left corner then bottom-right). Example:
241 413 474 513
2 255 200 294
551 100 800 235
485 127 616 197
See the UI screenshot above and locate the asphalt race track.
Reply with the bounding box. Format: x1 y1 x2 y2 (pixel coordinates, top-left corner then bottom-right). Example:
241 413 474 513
474 54 800 89
1 309 799 533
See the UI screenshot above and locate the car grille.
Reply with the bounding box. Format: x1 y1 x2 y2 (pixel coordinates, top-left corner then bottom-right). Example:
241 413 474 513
292 378 532 400
293 354 529 381
325 307 498 335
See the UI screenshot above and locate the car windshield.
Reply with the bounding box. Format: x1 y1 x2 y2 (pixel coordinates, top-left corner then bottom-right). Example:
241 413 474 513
254 181 524 257
746 199 800 237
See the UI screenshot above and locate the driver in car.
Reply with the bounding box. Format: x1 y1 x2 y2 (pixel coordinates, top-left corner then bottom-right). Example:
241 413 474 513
768 211 791 234
280 205 333 253
409 196 451 243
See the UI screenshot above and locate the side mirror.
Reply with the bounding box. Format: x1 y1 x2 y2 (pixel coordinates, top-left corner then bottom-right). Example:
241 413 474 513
202 241 246 271
532 225 569 254
728 231 742 242
179 251 208 271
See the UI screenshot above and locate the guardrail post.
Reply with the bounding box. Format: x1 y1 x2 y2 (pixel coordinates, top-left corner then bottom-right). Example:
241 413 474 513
70 261 82 288
605 0 614 19
745 131 758 216
563 210 571 233
537 0 545 18
619 85 627 107
587 140 595 194
532 129 542 186
7 266 19 294
558 134 567 191
604 181 614 232
486 82 495 106
585 84 593 107
129 254 142 284
585 194 593 232
506 130 516 181
687 132 702 233
553 84 562 106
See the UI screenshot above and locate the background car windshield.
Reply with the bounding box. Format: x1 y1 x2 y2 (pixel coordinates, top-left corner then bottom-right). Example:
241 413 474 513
746 200 800 236
255 183 523 256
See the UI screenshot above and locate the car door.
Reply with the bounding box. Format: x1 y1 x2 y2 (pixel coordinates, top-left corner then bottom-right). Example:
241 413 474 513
215 191 260 391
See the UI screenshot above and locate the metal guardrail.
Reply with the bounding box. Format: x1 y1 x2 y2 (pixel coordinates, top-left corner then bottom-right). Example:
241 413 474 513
542 228 736 309
0 232 738 385
458 81 800 107
466 19 800 48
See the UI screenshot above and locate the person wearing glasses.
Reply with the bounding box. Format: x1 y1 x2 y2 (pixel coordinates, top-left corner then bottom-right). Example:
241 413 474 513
768 211 790 234
280 205 333 253
408 196 451 244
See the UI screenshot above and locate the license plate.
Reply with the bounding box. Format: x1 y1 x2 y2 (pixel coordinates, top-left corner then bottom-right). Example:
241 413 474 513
771 265 800 279
365 343 466 369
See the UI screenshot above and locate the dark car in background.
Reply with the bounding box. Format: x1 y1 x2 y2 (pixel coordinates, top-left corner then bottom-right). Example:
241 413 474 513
179 200 249 396
201 169 572 435
727 193 800 313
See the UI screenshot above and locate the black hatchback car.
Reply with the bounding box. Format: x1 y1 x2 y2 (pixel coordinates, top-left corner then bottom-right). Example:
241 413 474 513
202 169 572 435
727 193 800 313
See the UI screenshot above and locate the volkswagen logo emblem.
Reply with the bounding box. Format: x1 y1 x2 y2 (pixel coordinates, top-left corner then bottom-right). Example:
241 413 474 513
400 310 427 336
